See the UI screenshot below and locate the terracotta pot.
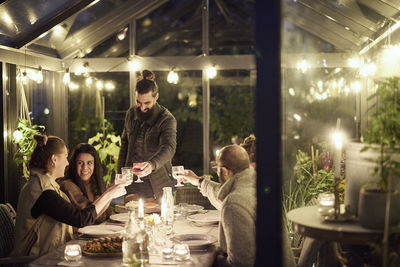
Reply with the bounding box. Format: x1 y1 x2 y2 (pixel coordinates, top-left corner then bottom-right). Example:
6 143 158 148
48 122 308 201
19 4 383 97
358 188 400 229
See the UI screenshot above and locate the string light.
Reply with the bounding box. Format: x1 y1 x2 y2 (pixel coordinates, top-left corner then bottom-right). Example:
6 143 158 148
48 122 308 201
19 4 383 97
96 80 104 90
128 59 140 71
104 81 115 91
296 59 310 73
206 66 217 79
167 70 179 84
85 77 93 86
37 67 43 84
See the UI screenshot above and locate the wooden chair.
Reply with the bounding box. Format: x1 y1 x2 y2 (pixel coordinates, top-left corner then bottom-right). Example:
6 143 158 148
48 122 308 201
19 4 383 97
0 203 36 267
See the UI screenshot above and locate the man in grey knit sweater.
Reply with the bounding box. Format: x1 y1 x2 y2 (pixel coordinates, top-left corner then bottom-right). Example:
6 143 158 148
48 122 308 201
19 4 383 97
177 145 256 266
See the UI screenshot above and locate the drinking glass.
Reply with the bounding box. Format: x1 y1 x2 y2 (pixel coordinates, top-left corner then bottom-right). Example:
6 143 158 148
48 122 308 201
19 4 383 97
133 163 144 183
121 167 134 185
64 244 82 262
115 173 124 185
172 166 184 187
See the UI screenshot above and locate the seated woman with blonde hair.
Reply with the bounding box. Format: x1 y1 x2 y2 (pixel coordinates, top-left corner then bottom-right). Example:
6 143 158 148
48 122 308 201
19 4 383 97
59 143 112 224
11 135 126 257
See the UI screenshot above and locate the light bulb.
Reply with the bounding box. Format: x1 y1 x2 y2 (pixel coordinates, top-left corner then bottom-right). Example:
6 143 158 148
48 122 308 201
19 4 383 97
206 66 217 79
37 67 43 84
96 80 104 90
85 77 93 86
128 60 140 71
167 70 179 84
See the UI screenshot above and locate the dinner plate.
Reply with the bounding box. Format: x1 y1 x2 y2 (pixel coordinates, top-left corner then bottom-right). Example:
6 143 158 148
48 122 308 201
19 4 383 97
186 204 204 214
78 225 124 237
187 210 220 226
109 213 130 223
171 234 218 248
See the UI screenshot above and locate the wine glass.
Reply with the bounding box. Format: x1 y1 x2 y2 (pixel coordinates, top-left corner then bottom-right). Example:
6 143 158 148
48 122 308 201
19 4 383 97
121 167 133 185
133 163 144 183
115 173 124 185
172 166 184 187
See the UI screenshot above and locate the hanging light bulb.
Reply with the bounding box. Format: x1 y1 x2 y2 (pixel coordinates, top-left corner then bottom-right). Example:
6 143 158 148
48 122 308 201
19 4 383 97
68 82 79 91
167 70 179 84
36 66 43 84
206 66 217 79
96 80 104 90
85 77 93 86
63 68 70 85
104 81 115 91
117 27 128 41
128 58 140 71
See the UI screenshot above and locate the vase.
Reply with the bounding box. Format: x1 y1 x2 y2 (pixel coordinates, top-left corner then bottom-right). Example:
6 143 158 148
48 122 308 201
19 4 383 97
358 188 400 229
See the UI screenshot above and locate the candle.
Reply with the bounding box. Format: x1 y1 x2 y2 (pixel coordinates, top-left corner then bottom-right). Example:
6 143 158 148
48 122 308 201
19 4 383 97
317 193 335 216
64 244 82 262
332 132 343 178
162 247 173 259
173 244 190 261
138 198 144 218
161 198 167 221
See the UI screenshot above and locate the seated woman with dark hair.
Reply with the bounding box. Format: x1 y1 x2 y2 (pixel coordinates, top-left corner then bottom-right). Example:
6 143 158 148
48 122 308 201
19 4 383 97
58 143 112 224
11 135 126 257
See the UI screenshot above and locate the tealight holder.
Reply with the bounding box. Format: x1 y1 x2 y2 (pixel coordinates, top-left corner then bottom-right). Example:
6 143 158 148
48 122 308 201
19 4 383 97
317 193 335 216
161 247 174 259
173 243 190 261
64 244 82 262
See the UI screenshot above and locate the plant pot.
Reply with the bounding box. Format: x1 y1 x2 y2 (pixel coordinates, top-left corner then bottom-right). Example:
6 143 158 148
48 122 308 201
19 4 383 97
344 142 400 215
358 188 400 229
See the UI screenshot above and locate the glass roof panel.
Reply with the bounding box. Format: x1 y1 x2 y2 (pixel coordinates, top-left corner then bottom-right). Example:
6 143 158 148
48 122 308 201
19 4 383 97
209 0 254 55
136 0 202 56
0 0 76 45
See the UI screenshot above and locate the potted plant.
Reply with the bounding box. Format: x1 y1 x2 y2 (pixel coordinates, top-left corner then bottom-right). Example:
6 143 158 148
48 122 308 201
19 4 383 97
12 119 45 179
345 77 400 229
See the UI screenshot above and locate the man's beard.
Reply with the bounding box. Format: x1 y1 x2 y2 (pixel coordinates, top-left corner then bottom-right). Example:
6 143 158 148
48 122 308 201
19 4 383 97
136 106 155 121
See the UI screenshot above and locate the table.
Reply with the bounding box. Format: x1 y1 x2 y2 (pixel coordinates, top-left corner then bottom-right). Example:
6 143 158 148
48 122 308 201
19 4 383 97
29 214 219 267
287 205 384 243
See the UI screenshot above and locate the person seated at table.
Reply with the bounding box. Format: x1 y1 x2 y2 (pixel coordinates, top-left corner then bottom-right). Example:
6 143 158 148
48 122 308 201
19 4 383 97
58 143 112 224
176 145 256 267
11 135 126 257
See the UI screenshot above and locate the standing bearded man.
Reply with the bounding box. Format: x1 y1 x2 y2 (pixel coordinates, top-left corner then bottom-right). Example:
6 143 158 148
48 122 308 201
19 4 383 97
118 69 176 201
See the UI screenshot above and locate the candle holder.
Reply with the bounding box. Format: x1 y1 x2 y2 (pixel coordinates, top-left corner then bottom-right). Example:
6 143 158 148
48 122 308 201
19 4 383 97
64 244 82 262
317 193 334 216
173 243 190 261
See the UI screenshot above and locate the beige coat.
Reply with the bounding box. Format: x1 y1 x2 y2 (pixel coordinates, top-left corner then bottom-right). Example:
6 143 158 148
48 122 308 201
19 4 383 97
200 167 257 266
11 168 73 256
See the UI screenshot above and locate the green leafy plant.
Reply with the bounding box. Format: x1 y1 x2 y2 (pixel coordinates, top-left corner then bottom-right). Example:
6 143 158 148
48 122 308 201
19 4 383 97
88 119 121 186
363 77 400 191
283 145 344 247
12 119 45 179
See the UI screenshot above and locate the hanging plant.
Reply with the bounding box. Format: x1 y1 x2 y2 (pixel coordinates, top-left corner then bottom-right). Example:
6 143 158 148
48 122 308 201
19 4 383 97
12 119 45 179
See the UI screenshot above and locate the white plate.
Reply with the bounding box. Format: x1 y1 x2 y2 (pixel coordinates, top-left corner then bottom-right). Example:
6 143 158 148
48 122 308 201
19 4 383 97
110 213 129 223
186 204 204 213
187 210 220 225
78 225 124 237
171 234 218 248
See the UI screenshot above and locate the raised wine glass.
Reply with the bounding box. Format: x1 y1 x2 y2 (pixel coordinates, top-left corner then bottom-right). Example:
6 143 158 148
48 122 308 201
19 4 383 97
172 166 184 187
133 163 144 183
121 167 133 185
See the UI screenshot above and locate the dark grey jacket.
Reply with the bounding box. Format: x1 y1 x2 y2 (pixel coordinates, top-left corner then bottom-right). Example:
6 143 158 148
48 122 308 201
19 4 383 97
117 103 176 200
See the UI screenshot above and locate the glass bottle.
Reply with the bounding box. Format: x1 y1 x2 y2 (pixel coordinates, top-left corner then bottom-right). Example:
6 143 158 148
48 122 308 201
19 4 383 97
161 187 174 234
122 210 149 266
